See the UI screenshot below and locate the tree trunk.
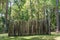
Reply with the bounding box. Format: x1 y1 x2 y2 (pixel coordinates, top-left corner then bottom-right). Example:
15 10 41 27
56 0 59 32
5 0 8 32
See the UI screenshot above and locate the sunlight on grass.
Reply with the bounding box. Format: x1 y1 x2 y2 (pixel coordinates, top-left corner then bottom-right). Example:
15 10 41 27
0 32 60 40
0 33 8 37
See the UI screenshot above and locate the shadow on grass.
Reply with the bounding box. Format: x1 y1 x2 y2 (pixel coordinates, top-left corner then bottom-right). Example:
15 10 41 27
0 33 60 40
20 37 55 40
0 36 55 40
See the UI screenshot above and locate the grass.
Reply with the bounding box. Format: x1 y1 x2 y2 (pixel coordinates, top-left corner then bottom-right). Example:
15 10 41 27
0 32 60 40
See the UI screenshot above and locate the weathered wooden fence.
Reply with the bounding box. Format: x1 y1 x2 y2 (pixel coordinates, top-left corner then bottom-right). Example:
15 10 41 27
8 19 50 36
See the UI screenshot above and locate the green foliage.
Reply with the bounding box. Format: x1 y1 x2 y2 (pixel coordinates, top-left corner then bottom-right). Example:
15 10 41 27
0 0 59 32
51 0 56 6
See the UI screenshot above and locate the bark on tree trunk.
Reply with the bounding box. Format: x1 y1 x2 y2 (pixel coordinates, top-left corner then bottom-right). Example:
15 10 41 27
5 0 8 32
56 0 59 32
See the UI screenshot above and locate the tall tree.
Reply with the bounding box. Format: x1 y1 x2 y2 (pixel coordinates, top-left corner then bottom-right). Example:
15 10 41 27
5 0 8 32
56 0 59 32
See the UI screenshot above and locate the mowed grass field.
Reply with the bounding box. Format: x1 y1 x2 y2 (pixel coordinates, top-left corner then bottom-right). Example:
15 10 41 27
0 32 60 40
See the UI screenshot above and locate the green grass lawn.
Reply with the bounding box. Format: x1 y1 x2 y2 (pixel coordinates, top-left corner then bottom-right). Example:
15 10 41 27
0 32 60 40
